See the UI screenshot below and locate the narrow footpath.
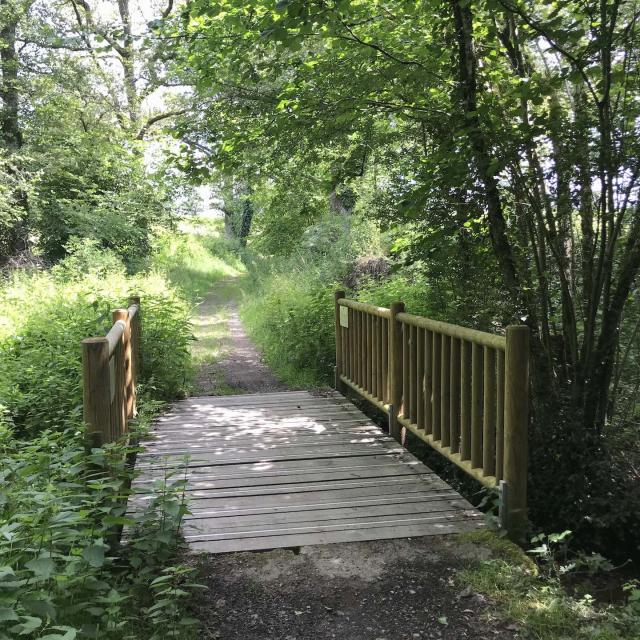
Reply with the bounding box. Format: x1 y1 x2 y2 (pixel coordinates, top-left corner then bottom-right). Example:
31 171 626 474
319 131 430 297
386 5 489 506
186 280 517 640
191 278 286 395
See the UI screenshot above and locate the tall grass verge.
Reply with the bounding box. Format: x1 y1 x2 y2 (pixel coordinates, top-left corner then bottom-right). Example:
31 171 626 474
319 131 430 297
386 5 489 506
0 234 215 639
149 218 244 301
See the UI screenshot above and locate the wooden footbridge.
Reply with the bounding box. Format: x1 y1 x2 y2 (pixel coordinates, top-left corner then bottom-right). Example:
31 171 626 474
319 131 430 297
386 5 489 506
82 291 529 553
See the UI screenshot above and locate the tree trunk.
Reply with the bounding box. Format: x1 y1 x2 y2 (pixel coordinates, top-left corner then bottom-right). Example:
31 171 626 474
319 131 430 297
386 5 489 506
0 0 21 149
0 0 28 258
238 196 253 247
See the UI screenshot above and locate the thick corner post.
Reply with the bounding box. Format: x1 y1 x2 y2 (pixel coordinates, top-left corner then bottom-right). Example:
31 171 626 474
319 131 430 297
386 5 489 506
112 309 129 438
388 301 405 442
334 290 346 393
82 337 111 448
503 325 530 542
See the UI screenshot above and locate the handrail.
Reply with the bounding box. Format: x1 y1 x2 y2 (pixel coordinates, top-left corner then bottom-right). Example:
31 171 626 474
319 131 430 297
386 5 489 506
106 320 126 356
106 305 140 356
397 312 506 350
334 291 529 541
82 296 142 447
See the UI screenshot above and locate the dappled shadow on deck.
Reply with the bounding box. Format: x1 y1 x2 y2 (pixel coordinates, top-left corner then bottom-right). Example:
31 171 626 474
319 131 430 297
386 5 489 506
131 391 484 553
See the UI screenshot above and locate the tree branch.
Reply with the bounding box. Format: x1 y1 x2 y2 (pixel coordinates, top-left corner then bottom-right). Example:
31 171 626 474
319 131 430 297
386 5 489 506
136 109 187 139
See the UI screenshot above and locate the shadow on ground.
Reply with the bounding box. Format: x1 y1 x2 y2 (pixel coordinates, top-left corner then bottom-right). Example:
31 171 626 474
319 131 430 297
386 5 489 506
188 535 516 640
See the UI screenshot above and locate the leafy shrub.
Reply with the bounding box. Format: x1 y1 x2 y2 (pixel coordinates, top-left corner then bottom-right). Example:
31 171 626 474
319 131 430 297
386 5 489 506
0 426 198 639
242 274 337 386
149 219 244 301
31 133 172 269
0 228 219 639
51 238 125 282
0 256 192 438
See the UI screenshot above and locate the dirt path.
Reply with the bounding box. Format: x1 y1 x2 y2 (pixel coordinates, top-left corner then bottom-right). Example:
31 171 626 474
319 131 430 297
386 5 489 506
188 280 515 640
191 278 286 395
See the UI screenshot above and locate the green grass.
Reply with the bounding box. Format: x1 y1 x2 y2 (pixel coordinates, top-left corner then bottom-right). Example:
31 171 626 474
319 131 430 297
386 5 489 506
150 218 244 302
149 217 248 394
190 278 241 395
457 531 640 640
239 270 338 389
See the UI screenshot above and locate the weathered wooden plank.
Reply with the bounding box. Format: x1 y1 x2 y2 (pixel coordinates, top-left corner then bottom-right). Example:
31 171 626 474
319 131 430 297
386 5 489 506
188 517 483 553
131 481 453 515
185 511 482 546
140 434 396 457
150 421 373 436
152 415 374 429
138 436 401 461
176 392 330 406
183 498 472 531
170 397 353 410
132 389 485 553
182 491 462 520
135 453 426 482
153 410 367 426
135 447 407 471
174 490 466 520
184 390 313 400
134 465 431 492
145 425 378 442
157 404 364 417
134 474 440 503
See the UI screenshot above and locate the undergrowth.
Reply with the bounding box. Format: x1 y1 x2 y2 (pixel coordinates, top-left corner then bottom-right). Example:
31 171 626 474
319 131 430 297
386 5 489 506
149 218 244 301
240 215 377 387
0 224 241 638
458 531 640 640
0 425 198 640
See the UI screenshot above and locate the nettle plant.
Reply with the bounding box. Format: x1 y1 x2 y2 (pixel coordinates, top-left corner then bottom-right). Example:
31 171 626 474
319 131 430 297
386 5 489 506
0 425 202 639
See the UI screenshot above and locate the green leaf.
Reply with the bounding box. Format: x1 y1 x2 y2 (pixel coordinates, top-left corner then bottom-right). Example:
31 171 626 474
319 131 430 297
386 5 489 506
0 608 18 622
82 544 106 568
25 557 55 579
40 627 77 640
10 615 42 634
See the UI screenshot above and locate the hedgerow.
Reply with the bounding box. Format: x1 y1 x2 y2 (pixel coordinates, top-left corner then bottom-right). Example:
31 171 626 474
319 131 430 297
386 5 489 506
0 238 209 638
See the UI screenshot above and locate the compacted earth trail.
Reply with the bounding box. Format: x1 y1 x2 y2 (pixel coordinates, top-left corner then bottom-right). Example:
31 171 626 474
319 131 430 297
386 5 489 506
183 280 517 640
191 278 286 395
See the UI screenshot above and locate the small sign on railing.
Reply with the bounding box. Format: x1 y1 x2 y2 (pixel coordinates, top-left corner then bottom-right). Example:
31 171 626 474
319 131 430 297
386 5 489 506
339 305 349 328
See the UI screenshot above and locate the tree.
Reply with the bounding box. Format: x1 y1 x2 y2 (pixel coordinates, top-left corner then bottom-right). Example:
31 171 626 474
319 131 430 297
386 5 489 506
175 0 640 535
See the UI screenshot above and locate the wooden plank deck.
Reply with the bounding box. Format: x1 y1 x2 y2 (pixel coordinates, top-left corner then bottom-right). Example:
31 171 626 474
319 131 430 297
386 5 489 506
132 390 484 553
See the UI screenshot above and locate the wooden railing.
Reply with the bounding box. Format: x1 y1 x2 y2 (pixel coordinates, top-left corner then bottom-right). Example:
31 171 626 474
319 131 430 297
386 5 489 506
82 296 141 447
334 291 529 539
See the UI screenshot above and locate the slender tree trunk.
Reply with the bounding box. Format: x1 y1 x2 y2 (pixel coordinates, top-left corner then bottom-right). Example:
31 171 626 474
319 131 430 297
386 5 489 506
450 0 522 310
239 196 253 247
0 0 28 258
0 0 21 149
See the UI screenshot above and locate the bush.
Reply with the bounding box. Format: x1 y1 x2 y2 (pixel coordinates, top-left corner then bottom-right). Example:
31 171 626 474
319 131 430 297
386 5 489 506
240 215 380 386
0 248 192 438
148 219 244 301
0 425 197 639
0 229 215 638
242 274 337 386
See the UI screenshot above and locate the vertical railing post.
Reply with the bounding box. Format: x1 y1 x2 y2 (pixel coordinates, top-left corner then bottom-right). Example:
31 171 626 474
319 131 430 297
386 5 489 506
112 309 129 438
334 290 346 393
129 296 141 419
388 301 405 441
504 324 530 542
82 337 111 448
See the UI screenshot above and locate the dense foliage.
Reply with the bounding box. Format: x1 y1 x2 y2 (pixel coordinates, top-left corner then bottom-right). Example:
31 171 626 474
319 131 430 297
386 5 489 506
0 226 242 638
172 0 640 563
1 0 639 637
